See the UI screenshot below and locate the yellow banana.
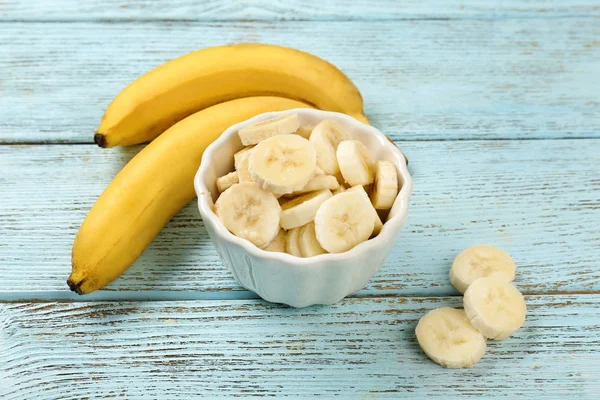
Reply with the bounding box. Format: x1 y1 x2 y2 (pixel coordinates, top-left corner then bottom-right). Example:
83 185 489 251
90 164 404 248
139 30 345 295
69 96 310 294
95 43 367 148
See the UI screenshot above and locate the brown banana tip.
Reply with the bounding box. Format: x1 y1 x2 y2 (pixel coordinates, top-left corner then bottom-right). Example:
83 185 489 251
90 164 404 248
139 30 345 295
67 279 84 295
94 133 107 148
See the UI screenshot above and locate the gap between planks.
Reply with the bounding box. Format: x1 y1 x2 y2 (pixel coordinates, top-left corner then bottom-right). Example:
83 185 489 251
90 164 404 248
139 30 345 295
2 136 600 147
0 14 598 23
1 290 598 303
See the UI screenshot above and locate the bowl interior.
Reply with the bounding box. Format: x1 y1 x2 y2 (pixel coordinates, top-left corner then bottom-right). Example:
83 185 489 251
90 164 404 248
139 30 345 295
195 108 413 261
199 109 409 205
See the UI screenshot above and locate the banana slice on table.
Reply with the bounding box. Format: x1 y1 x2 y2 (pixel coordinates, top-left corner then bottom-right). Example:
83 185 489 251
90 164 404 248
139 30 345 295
346 185 383 236
285 226 303 257
280 189 333 230
450 245 516 294
337 140 374 187
249 135 317 195
215 182 280 249
314 191 374 253
238 113 301 145
264 229 287 253
293 175 340 195
235 149 254 183
416 307 487 369
309 119 348 175
234 146 255 170
295 125 315 139
370 160 398 210
216 171 239 193
463 277 527 340
299 222 328 257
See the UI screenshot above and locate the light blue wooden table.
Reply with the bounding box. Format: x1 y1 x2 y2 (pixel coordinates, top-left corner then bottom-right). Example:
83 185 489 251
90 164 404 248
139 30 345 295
1 1 599 398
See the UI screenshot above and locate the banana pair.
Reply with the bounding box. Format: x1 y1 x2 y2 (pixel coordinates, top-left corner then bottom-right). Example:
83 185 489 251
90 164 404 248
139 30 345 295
416 245 527 368
69 43 368 295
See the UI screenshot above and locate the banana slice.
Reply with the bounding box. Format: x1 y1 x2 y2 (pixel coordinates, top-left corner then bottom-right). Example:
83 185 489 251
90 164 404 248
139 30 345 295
238 113 301 145
463 277 527 340
450 245 516 294
314 191 374 253
236 149 254 183
249 135 317 195
285 226 303 257
309 119 348 175
370 160 398 210
264 229 287 252
295 125 315 139
215 182 281 249
234 146 255 170
337 140 374 187
280 189 333 230
299 222 328 257
216 171 239 193
294 175 340 195
416 307 487 369
347 185 383 236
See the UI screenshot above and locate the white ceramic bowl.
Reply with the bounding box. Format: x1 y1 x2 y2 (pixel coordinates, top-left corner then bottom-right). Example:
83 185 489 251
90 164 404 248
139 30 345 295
194 109 413 308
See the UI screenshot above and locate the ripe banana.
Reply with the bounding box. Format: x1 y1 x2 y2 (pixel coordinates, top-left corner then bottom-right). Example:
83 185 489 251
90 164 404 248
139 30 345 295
450 245 516 294
68 96 310 294
416 307 487 368
95 43 368 148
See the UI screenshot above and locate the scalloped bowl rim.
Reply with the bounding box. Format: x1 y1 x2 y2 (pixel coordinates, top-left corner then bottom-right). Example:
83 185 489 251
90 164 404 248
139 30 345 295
194 108 413 269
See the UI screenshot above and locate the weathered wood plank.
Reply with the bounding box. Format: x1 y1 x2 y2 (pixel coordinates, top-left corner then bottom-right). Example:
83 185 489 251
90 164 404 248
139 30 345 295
1 0 599 20
1 19 598 143
1 140 598 299
1 296 599 399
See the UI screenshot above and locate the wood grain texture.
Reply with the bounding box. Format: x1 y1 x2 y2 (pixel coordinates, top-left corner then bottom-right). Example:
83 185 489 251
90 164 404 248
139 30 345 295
1 140 598 299
2 0 599 20
1 18 599 143
1 296 599 399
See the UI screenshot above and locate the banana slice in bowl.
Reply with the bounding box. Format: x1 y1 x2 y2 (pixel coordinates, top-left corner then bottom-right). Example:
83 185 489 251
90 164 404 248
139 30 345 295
195 108 413 307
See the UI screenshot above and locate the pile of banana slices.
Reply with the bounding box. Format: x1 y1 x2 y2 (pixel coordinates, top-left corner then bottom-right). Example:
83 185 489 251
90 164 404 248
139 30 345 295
214 113 399 257
416 245 528 368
